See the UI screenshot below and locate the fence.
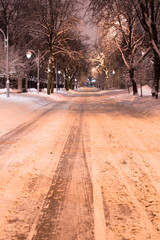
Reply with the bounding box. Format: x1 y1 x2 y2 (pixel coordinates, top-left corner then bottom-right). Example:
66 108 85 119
0 76 18 89
0 77 64 91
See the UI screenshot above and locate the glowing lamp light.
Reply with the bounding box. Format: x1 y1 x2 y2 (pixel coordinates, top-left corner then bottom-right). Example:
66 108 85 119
92 67 96 73
26 51 32 59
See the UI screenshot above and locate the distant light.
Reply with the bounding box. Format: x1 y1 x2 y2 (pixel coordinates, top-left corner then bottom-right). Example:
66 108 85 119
112 70 115 74
58 70 61 74
26 51 32 59
92 67 96 73
75 79 77 82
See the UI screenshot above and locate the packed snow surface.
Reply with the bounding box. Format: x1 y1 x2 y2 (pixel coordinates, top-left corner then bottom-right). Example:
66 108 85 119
0 86 160 240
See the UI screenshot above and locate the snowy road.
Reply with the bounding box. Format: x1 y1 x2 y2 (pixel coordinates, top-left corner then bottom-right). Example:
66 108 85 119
0 88 160 240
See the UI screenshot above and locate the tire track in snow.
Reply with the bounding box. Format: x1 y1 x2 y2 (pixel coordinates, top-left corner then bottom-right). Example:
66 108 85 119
83 116 108 240
86 96 159 239
103 114 160 233
91 99 160 239
31 110 95 240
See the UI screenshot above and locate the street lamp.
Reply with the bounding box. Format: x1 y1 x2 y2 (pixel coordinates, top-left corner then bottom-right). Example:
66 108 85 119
0 26 9 97
26 49 40 94
58 70 65 89
112 70 116 88
92 67 96 74
74 78 78 89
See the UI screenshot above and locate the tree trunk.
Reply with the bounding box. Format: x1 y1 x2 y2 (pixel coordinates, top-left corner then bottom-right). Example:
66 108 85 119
65 79 68 90
152 52 160 99
18 78 22 92
65 77 69 90
64 69 69 91
47 60 52 95
129 68 138 95
69 79 73 89
47 44 54 95
51 46 54 93
106 77 109 90
51 61 54 93
151 16 160 98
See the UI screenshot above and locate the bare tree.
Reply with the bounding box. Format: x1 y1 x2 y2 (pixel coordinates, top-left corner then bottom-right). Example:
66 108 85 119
0 0 29 44
131 0 160 98
0 41 27 90
26 0 81 94
57 35 89 90
0 0 88 93
0 0 33 91
89 0 151 95
90 50 109 89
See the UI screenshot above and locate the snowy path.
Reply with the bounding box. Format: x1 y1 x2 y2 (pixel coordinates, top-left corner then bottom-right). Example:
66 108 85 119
0 89 160 240
83 96 160 240
32 105 94 240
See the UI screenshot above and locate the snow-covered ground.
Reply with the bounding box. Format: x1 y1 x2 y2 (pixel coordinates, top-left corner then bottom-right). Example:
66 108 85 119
0 86 160 240
100 85 160 114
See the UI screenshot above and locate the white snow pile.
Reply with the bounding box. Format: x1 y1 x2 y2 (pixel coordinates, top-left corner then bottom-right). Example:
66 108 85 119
0 88 20 94
114 85 160 114
0 85 160 115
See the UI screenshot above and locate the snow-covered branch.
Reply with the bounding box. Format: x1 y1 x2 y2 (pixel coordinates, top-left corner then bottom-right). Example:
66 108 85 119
151 39 160 58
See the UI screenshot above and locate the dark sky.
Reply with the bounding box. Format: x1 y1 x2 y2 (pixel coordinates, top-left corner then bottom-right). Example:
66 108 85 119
79 0 97 44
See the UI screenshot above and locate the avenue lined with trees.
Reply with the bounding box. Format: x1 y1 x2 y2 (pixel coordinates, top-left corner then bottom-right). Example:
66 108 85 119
0 1 160 239
88 0 160 97
0 0 160 97
0 0 89 94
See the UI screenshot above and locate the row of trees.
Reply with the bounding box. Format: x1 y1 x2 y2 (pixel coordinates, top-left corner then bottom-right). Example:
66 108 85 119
0 0 89 94
88 0 160 97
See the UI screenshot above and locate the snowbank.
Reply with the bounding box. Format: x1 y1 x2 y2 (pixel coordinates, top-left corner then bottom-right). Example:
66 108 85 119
0 85 160 116
114 85 160 114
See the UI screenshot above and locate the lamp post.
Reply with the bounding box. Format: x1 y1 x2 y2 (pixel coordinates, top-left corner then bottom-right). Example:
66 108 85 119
74 78 78 89
0 26 9 97
112 70 115 88
58 70 62 89
55 62 58 91
59 71 65 89
26 49 40 94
